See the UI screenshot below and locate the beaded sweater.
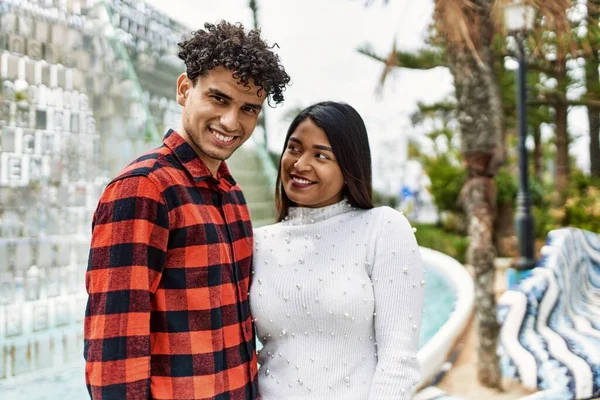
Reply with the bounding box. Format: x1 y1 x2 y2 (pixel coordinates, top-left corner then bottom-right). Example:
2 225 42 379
250 200 425 399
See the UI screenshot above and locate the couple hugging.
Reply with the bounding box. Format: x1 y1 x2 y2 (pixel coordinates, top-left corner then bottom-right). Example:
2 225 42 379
84 20 424 400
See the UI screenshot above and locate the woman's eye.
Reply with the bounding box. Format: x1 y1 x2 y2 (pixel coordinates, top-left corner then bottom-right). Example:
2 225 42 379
316 153 329 160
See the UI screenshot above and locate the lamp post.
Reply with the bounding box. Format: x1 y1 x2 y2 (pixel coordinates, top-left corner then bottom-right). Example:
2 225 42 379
505 1 537 282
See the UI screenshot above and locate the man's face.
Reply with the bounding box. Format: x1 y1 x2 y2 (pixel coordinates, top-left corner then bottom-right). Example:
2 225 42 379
176 67 265 174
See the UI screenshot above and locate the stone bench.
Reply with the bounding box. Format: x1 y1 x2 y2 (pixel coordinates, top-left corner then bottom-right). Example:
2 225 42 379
497 228 600 400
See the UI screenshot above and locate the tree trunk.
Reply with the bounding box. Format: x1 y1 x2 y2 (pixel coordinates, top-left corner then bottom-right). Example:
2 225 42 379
460 176 500 386
445 0 503 389
550 57 569 198
589 101 600 179
533 124 543 181
494 201 516 257
587 0 600 179
555 97 569 195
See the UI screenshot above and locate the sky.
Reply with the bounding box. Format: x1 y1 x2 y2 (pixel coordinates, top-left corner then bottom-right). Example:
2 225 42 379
145 0 591 194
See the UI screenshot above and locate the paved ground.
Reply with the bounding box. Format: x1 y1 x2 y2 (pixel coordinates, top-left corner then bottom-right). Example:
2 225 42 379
434 262 538 400
435 319 538 400
0 361 87 400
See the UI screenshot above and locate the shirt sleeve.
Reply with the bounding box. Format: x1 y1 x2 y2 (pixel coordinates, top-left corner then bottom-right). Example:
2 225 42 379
84 175 169 399
368 207 425 400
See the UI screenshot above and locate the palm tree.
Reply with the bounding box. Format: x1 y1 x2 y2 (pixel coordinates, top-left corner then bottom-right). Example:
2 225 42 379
360 0 573 388
435 1 505 388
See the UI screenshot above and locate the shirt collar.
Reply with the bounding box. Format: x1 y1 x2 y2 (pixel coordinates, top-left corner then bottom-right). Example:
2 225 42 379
163 129 236 188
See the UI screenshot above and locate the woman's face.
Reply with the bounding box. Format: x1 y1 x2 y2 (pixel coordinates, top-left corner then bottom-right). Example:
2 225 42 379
280 119 345 208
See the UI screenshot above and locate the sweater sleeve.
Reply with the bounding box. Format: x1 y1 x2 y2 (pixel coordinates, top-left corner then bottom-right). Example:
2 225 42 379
368 207 425 399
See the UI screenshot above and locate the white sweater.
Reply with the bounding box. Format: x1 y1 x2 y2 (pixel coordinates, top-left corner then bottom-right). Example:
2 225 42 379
250 200 425 399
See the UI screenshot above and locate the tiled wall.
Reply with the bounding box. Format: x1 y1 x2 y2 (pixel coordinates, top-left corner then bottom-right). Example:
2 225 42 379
0 0 185 380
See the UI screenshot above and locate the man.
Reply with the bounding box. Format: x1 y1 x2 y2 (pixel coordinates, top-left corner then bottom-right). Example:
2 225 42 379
84 21 290 399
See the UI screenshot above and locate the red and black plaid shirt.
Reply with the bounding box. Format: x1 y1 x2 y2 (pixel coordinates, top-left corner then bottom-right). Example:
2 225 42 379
84 130 257 399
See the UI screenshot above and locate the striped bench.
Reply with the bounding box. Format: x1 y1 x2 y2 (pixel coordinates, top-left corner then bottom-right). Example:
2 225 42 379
497 228 600 400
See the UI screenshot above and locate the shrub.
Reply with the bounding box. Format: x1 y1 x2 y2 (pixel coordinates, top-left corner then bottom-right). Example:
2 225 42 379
422 154 466 213
413 223 469 263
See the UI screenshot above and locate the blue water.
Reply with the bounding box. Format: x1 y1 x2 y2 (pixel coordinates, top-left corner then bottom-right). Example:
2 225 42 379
0 265 456 399
420 265 456 348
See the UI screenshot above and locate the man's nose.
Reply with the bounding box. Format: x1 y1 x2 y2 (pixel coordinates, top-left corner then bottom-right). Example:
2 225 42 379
220 108 241 132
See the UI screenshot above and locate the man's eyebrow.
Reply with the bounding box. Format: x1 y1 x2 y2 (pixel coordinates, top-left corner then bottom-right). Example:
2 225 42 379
208 88 233 100
208 88 262 110
244 102 263 111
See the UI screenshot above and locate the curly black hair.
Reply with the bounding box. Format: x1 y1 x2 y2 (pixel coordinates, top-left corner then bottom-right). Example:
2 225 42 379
178 21 291 105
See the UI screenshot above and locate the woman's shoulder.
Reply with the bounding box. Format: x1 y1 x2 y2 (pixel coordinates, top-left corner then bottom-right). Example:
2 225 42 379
366 206 413 231
253 221 283 237
365 206 408 221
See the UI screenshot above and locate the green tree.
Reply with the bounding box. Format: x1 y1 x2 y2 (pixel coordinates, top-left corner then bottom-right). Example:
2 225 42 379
408 100 466 216
523 0 600 194
585 0 600 178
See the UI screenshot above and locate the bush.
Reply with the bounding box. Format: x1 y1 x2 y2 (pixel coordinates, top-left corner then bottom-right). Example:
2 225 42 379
534 172 600 237
495 167 544 206
495 167 518 206
560 185 600 233
422 154 466 213
532 206 559 239
413 223 469 263
439 211 466 233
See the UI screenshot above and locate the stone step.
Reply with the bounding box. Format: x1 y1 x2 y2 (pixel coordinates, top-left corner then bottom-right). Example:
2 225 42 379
234 169 272 185
247 200 276 222
227 150 265 171
225 148 277 226
237 183 276 203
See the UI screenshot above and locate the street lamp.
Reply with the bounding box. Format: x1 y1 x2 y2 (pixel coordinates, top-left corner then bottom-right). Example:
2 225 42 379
504 1 537 277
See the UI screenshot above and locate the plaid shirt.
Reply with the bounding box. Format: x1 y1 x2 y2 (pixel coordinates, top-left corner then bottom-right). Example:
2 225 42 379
84 130 258 400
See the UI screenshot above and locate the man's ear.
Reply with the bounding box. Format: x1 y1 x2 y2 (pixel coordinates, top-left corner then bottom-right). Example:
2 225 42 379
177 73 191 106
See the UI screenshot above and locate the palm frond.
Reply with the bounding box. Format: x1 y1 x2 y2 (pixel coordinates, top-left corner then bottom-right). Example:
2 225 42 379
356 44 387 63
434 0 482 63
358 40 446 93
378 37 398 90
434 0 575 59
356 39 398 94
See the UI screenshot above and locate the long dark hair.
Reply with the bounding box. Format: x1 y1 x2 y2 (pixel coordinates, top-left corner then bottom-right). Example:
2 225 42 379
275 101 374 221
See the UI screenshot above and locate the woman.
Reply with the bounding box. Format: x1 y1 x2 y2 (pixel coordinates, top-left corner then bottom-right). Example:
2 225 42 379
250 102 425 399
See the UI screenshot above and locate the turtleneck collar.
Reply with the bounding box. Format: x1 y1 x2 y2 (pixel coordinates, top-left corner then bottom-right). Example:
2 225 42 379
284 199 354 226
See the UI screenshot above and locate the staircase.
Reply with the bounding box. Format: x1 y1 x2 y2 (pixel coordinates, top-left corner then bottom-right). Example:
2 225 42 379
227 144 278 228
